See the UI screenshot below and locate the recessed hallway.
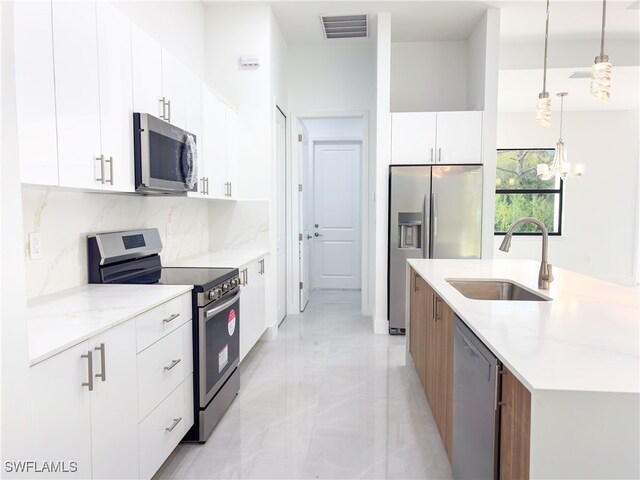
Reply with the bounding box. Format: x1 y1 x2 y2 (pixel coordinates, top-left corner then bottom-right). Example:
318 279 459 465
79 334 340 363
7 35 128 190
155 290 451 480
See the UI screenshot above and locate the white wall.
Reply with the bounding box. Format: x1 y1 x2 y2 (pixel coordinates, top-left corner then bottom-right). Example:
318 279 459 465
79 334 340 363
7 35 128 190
208 200 270 252
467 14 487 111
113 1 205 77
303 117 364 140
21 187 210 299
391 41 468 112
495 110 640 286
204 4 272 201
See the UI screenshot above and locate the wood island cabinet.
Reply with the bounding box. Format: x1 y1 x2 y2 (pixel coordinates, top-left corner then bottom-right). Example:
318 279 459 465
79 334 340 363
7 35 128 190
499 367 531 480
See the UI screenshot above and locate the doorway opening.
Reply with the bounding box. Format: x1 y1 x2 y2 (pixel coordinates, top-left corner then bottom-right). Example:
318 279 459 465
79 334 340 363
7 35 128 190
287 115 369 316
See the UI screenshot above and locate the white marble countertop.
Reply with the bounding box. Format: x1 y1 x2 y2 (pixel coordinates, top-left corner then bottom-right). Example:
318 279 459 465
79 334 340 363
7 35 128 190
408 259 640 394
27 284 193 366
168 249 270 269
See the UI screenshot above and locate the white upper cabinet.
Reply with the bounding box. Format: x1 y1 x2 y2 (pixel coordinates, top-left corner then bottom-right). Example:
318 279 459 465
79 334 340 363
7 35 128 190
391 111 483 165
225 107 239 199
96 2 134 192
435 111 483 164
131 24 163 119
52 0 102 189
391 112 437 165
13 1 59 186
161 52 188 129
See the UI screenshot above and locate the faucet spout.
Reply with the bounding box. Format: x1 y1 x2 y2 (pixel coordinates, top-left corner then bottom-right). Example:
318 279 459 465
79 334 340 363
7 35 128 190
499 217 554 289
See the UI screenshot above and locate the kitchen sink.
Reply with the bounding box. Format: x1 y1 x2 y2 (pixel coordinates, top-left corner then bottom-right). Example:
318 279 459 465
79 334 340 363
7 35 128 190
446 279 550 301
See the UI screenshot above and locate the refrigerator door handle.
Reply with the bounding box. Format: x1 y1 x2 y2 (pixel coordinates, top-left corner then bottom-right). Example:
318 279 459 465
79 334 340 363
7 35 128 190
422 194 428 259
430 192 438 258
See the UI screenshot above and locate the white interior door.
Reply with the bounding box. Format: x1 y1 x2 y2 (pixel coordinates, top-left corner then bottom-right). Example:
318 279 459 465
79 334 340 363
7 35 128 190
312 142 362 290
298 122 312 311
275 109 287 323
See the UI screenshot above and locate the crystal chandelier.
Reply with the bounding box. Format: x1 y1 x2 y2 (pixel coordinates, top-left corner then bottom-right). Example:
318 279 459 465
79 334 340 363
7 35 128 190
537 93 585 180
591 0 612 100
535 0 552 127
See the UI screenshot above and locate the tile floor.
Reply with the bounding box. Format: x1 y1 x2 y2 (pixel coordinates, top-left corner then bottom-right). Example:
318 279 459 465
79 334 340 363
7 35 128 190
155 290 452 479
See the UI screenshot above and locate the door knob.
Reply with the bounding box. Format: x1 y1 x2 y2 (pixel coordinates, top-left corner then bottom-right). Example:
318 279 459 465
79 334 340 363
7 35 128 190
315 224 319 228
306 235 313 240
314 232 322 237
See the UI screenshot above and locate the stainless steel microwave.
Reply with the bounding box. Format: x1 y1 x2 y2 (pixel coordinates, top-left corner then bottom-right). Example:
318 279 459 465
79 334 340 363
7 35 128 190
133 113 198 195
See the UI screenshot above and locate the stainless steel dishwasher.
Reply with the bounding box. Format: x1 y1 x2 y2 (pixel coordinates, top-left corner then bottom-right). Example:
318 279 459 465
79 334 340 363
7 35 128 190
453 316 500 480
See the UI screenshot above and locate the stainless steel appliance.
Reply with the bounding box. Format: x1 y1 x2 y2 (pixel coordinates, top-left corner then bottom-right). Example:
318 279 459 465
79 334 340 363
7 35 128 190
133 113 198 195
88 228 240 443
453 316 500 479
388 165 483 333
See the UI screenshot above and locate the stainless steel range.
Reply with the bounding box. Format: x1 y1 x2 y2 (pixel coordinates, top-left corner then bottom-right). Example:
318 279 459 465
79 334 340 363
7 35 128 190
88 228 240 443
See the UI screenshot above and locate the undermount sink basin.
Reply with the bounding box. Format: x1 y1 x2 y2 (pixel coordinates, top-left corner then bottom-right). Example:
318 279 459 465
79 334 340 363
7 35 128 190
446 279 550 302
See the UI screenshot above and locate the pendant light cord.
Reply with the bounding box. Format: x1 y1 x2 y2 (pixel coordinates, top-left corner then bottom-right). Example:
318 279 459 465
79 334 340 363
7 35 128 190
559 95 564 139
542 0 550 93
600 0 607 58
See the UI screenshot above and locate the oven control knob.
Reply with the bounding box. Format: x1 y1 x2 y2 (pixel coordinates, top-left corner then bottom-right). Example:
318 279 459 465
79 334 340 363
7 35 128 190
208 288 222 300
222 283 230 293
230 278 238 288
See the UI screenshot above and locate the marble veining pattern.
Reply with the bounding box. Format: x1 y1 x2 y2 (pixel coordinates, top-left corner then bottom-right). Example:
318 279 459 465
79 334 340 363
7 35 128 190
155 291 451 480
21 186 210 299
408 259 640 394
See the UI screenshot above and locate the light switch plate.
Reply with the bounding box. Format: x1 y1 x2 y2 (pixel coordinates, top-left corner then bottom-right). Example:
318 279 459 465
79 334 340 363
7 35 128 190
29 232 43 260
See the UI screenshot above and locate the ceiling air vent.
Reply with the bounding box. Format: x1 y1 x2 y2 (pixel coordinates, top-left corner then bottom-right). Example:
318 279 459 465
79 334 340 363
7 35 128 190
568 71 592 79
320 14 368 39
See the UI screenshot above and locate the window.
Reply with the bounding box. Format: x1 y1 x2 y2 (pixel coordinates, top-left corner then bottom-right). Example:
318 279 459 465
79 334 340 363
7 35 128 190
495 149 563 235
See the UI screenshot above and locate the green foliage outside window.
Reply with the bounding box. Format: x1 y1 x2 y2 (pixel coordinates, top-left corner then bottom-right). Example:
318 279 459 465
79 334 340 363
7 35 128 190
495 149 562 234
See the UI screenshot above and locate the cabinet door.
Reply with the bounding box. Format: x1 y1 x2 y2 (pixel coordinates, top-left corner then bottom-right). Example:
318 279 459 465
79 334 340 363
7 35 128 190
52 0 102 189
435 295 454 461
435 111 483 164
425 288 438 412
184 74 202 191
225 106 239 198
13 1 59 186
239 259 266 362
96 2 134 193
499 368 531 480
161 51 188 129
131 24 163 118
206 93 228 198
89 321 139 479
391 112 437 164
28 342 92 478
409 270 428 388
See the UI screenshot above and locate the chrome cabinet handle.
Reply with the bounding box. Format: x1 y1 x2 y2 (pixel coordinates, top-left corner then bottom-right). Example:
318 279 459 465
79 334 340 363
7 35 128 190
167 99 171 123
165 417 182 432
430 148 434 163
258 259 264 275
105 157 113 185
229 182 232 197
163 313 180 324
81 350 93 391
434 296 441 321
438 148 442 163
94 343 106 382
159 98 165 119
95 155 105 184
163 359 181 371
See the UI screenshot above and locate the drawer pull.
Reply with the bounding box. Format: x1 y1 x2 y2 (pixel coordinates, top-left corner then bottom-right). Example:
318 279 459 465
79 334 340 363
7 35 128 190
163 359 181 371
165 417 182 432
163 313 180 324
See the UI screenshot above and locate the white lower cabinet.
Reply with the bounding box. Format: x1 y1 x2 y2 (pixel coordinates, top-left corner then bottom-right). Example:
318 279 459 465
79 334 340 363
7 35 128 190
28 341 93 478
138 377 193 480
239 256 267 362
27 294 194 479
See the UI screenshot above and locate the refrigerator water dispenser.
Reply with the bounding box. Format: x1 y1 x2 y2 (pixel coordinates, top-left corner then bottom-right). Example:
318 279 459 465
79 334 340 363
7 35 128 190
398 213 422 249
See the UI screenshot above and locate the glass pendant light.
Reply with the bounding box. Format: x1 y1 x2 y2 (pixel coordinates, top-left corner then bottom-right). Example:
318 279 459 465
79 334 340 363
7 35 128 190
591 0 612 100
536 0 552 127
537 93 585 180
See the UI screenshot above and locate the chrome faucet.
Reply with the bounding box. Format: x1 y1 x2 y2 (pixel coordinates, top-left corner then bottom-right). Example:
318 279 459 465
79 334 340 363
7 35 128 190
498 217 554 289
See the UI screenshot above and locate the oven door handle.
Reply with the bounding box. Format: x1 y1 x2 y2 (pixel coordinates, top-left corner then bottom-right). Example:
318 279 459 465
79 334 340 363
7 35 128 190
204 291 240 320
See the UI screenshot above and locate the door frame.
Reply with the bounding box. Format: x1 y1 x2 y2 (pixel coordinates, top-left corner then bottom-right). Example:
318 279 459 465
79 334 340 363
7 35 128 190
287 112 370 316
275 106 287 325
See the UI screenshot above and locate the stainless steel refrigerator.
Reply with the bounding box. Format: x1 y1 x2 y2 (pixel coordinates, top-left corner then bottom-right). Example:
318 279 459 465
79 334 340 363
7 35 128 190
388 165 483 334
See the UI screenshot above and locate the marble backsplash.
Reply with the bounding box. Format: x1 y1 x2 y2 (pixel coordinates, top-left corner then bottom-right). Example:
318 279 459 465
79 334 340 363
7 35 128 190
22 186 210 300
208 200 269 252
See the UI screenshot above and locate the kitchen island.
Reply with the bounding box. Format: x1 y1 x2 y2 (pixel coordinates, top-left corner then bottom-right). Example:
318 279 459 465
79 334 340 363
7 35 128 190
407 259 639 479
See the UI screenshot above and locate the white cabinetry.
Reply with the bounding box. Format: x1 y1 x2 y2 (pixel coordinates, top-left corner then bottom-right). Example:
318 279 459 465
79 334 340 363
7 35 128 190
13 1 59 186
391 111 483 164
239 256 268 361
52 0 102 189
88 321 139 479
28 341 93 478
96 2 135 192
131 24 163 119
225 108 240 199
